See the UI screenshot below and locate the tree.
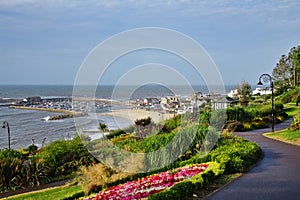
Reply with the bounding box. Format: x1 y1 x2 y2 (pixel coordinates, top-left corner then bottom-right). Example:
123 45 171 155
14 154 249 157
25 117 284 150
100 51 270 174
272 46 300 90
292 46 300 86
272 54 293 92
237 81 252 106
98 122 108 132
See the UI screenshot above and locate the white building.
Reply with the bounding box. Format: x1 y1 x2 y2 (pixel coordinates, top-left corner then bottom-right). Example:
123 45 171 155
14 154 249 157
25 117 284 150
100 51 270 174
227 89 239 98
252 87 272 95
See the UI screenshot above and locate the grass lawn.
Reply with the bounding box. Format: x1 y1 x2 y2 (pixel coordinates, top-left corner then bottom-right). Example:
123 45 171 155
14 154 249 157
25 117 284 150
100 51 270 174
283 102 300 117
264 129 300 146
3 185 83 200
264 103 300 146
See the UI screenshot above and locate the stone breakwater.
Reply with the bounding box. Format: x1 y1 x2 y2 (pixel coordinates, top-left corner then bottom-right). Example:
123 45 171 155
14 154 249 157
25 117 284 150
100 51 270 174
9 106 88 120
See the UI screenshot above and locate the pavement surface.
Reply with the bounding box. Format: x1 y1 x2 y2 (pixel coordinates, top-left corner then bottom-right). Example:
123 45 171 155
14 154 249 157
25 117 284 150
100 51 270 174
205 118 300 200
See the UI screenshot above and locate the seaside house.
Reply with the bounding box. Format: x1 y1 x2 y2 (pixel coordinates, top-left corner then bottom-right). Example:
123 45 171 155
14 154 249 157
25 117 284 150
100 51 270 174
227 89 239 98
161 96 179 105
252 87 272 95
143 98 160 106
212 96 239 110
161 96 180 112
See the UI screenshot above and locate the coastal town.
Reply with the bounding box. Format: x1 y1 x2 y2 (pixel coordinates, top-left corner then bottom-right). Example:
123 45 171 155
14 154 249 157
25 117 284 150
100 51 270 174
0 86 272 118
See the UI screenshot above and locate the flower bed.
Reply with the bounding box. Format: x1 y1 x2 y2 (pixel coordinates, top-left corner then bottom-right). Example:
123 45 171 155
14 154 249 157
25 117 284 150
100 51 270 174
85 163 209 200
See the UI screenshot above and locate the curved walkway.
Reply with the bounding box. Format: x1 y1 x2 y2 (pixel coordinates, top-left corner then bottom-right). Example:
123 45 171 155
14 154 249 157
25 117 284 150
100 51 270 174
205 118 300 200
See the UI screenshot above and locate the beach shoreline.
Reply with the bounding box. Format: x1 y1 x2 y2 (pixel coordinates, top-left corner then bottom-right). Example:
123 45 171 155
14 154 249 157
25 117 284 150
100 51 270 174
103 109 176 124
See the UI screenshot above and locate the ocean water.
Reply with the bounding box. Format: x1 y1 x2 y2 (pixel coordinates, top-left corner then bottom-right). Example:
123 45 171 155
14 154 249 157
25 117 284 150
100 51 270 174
0 84 235 149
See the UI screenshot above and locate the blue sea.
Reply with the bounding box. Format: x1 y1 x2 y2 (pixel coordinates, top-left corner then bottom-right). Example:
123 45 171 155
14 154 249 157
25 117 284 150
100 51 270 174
0 85 235 149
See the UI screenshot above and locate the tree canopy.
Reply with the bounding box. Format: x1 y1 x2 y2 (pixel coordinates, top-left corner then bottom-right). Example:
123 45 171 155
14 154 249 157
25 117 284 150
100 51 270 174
273 46 300 92
237 81 252 106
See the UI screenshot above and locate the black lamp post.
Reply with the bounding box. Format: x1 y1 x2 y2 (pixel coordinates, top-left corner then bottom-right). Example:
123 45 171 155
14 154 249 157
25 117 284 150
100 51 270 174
257 73 274 132
2 121 11 149
2 121 10 149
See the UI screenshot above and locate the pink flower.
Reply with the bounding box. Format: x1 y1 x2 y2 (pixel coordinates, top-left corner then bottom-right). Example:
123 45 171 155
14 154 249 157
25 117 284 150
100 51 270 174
85 163 209 200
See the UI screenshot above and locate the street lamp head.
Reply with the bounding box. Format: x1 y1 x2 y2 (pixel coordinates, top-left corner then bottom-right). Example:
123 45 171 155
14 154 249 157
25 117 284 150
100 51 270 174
2 121 7 128
257 80 263 85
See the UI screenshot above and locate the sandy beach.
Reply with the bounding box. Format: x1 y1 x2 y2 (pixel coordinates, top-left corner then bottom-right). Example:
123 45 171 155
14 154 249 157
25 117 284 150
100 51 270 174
103 109 176 124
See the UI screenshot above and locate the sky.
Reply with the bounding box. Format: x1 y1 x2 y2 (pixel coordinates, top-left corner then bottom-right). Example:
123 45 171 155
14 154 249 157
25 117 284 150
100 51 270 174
0 0 300 86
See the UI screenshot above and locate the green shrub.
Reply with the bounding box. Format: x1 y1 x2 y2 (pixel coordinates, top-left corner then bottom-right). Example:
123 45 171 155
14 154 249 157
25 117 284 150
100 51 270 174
250 120 270 129
106 129 126 139
159 114 182 134
278 86 300 103
179 133 262 174
290 114 300 131
34 135 95 179
226 106 252 122
223 120 245 132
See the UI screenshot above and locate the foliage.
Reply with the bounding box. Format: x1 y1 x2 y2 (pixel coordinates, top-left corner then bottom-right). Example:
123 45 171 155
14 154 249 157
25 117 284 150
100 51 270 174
105 129 126 140
284 102 300 117
98 122 108 132
236 81 252 106
35 135 95 179
292 46 300 86
197 110 210 143
224 101 287 131
180 133 262 174
223 120 245 132
226 106 252 123
134 116 153 137
0 149 24 189
290 114 300 131
159 114 181 134
76 163 131 195
272 54 294 93
273 46 300 92
277 86 300 103
0 135 96 191
80 130 261 196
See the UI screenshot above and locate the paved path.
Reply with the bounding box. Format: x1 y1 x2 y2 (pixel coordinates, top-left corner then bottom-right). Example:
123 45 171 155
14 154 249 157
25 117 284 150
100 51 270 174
205 118 300 200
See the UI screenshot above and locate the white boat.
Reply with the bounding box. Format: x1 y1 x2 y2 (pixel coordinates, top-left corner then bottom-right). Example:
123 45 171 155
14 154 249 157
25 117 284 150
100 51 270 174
41 116 51 121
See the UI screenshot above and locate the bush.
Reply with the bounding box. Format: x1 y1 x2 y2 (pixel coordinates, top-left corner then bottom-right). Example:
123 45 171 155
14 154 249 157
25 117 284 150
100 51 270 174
179 133 262 174
290 114 300 131
76 163 132 195
278 86 300 103
34 135 95 179
250 119 270 130
226 106 252 122
106 129 126 140
223 120 245 132
0 149 24 189
159 114 182 134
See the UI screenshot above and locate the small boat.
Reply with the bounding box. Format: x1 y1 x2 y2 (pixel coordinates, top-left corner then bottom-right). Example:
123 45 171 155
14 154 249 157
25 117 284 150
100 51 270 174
41 116 51 121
